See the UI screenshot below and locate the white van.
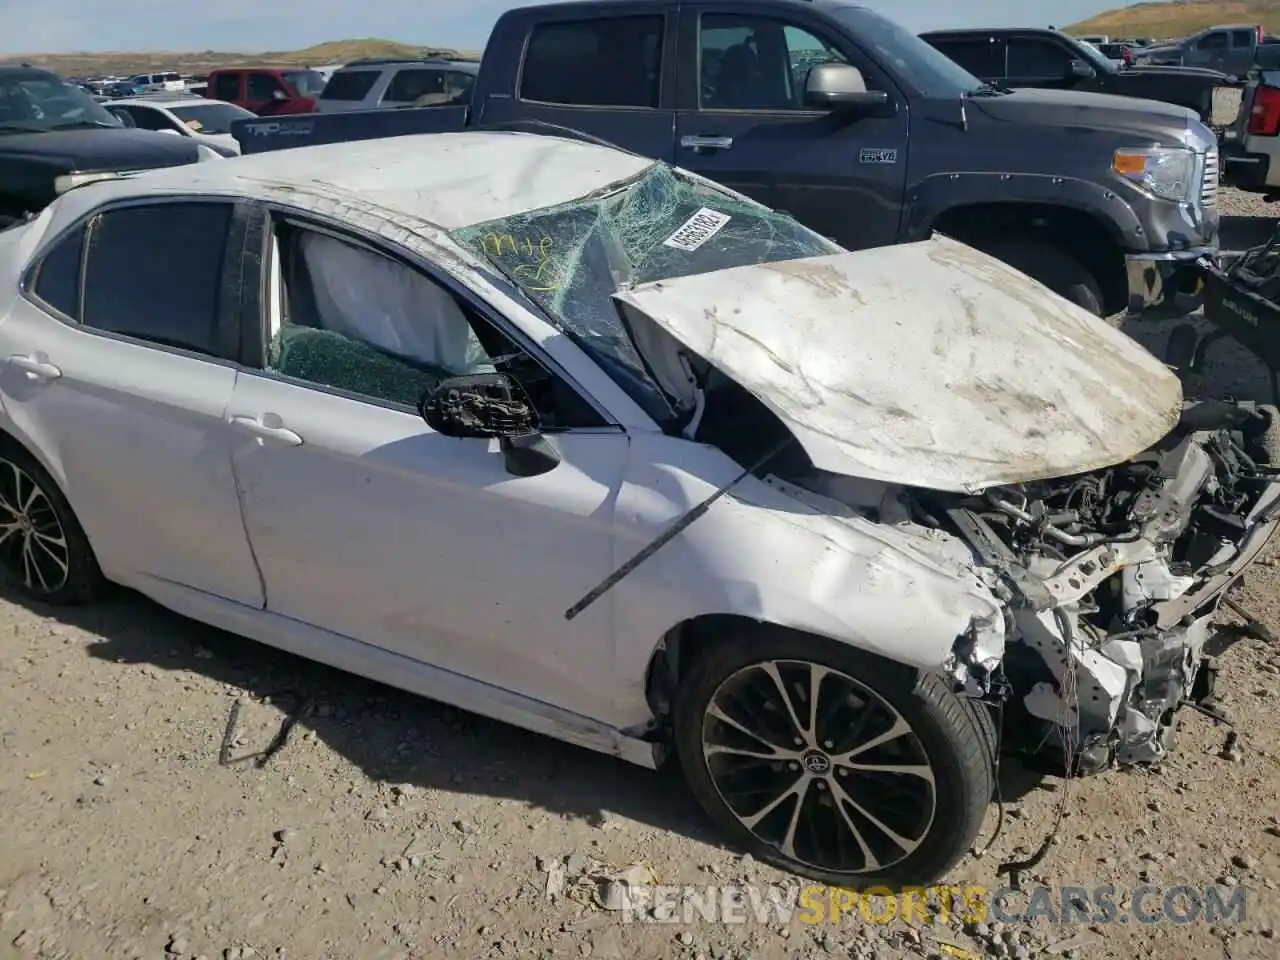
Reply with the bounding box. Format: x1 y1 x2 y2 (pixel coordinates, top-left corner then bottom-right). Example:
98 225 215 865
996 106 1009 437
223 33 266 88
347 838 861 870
130 72 186 92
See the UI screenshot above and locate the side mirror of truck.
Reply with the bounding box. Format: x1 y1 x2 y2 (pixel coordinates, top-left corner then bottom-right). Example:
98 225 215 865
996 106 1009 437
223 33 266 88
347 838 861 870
803 63 890 113
1067 58 1096 79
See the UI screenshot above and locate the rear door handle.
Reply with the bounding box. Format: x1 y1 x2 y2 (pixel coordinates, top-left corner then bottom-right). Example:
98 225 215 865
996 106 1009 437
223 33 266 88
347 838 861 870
8 354 62 381
229 414 303 446
680 135 734 151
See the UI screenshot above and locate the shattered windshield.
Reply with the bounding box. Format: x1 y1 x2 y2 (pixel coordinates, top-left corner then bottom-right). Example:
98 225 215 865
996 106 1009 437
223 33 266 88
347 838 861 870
452 164 840 421
0 70 121 132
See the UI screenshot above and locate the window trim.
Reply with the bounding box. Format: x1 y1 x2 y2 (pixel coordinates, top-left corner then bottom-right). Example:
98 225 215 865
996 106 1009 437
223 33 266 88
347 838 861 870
246 203 621 431
20 195 248 368
515 12 670 112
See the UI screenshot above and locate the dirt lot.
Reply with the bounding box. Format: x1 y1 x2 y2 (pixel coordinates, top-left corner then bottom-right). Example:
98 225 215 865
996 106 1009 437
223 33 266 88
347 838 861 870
4 104 1280 958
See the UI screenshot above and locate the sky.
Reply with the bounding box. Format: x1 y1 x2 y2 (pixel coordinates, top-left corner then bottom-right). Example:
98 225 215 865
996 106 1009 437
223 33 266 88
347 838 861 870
0 0 1145 53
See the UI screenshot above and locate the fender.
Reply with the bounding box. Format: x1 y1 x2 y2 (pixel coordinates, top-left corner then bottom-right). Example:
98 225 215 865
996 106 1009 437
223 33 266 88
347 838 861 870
903 170 1140 250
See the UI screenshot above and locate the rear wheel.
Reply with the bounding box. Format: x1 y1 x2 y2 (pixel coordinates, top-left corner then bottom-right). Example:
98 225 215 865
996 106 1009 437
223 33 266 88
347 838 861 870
975 237 1105 315
673 627 995 887
0 446 104 604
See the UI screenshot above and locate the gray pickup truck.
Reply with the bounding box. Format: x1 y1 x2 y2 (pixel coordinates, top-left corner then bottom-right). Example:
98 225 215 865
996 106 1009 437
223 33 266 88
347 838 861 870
233 0 1221 316
1137 24 1278 79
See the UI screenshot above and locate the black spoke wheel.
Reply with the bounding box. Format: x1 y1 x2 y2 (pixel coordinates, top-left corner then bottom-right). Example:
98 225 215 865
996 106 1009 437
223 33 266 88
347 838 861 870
675 627 995 888
0 446 103 605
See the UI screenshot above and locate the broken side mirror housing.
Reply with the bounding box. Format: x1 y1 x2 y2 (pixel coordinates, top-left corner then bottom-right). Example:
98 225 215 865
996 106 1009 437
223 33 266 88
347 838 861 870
1068 58 1096 79
418 372 559 477
803 63 891 113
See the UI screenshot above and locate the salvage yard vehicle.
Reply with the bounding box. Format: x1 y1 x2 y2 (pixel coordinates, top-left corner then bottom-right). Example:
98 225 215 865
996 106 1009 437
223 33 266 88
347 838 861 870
205 66 326 116
317 58 478 113
1221 66 1280 196
1 131 1277 888
920 27 1231 123
104 94 250 155
231 0 1223 319
1136 24 1271 79
0 65 220 230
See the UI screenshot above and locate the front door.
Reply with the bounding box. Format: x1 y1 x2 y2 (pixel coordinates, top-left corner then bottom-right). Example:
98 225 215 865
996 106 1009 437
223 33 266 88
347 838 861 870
673 5 909 249
225 215 629 720
1003 36 1077 90
0 200 262 604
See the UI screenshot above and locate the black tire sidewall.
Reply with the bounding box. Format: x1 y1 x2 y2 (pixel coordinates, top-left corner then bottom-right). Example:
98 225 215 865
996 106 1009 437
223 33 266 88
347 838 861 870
0 445 103 604
673 626 994 889
979 238 1105 316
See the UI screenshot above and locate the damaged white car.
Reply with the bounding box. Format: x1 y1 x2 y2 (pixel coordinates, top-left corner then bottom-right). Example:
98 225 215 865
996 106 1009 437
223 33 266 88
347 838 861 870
0 131 1276 888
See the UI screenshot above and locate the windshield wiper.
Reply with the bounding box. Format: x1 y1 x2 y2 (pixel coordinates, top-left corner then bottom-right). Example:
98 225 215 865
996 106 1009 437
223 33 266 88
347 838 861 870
48 120 120 130
966 81 1011 97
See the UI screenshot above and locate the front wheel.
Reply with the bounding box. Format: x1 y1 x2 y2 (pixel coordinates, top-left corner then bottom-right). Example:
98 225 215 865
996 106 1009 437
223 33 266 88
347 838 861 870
976 237 1106 316
673 628 996 888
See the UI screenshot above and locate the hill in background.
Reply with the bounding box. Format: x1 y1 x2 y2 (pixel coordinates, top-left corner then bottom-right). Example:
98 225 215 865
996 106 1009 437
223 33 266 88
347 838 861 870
4 38 481 78
1068 0 1280 38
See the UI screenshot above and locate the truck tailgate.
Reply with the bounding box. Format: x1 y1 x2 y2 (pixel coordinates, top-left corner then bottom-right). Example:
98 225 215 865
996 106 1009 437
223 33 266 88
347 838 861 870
232 105 469 155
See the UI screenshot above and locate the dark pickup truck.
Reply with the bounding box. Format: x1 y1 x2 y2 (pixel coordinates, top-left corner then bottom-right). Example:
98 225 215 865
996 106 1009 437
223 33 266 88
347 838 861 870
920 28 1231 123
0 65 212 228
233 0 1222 316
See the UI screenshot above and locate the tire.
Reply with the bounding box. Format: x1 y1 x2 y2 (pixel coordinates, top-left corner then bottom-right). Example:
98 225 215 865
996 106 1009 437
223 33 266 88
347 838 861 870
976 237 1106 316
673 626 995 888
0 444 104 604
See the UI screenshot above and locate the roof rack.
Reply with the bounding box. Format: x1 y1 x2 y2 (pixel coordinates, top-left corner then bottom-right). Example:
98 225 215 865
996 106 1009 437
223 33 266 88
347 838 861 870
343 56 463 67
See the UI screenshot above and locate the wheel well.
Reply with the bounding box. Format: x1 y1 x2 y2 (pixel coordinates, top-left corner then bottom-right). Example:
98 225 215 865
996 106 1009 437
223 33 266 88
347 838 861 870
931 202 1128 315
642 614 917 733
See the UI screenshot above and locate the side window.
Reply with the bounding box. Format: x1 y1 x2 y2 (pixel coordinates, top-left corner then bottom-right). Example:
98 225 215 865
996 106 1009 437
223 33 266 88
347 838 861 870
700 15 848 110
443 71 476 104
1005 39 1071 81
247 73 283 100
1197 32 1228 51
31 225 86 318
318 70 379 102
1232 29 1256 48
929 38 1004 78
127 106 177 132
212 72 241 101
520 16 664 108
268 225 602 428
80 203 233 356
383 68 445 103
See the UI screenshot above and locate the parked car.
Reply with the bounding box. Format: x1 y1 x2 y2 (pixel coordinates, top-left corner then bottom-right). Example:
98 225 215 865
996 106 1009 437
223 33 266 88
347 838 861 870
1221 65 1280 196
232 0 1222 319
130 72 186 93
317 58 477 113
205 67 326 116
920 28 1230 122
1 129 1275 887
104 95 250 155
0 65 219 228
1135 23 1268 78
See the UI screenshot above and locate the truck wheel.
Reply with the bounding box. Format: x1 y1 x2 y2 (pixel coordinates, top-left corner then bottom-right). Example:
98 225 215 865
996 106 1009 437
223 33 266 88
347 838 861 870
1166 323 1200 375
673 624 995 887
977 237 1105 316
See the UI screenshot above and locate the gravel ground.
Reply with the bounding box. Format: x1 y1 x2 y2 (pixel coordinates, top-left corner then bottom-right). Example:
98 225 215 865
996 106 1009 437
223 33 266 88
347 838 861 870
5 110 1280 957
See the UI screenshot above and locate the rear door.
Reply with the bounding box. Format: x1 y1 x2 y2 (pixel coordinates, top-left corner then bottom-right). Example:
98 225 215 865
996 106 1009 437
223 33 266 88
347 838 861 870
476 6 678 161
210 71 243 105
672 3 910 248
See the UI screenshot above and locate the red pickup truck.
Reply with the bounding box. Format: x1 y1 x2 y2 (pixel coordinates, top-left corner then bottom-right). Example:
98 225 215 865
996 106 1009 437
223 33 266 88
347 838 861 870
205 67 326 116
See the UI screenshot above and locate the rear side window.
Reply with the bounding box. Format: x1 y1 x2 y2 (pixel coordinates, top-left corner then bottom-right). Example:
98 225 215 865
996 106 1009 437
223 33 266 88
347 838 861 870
384 68 444 102
1197 32 1228 50
929 37 1004 78
212 72 240 101
80 203 232 357
321 69 380 101
520 16 664 107
1232 29 1256 47
31 225 86 318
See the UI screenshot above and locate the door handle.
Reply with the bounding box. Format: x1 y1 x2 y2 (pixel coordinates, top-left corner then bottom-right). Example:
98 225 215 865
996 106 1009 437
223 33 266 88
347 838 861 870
8 354 62 380
229 414 303 446
680 135 734 151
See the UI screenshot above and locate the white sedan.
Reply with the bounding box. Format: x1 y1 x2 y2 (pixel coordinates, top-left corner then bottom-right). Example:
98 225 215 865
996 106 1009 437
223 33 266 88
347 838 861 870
103 95 250 155
0 131 1275 887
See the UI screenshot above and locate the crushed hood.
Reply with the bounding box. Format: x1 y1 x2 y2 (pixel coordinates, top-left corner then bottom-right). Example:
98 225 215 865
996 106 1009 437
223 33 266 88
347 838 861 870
613 234 1183 493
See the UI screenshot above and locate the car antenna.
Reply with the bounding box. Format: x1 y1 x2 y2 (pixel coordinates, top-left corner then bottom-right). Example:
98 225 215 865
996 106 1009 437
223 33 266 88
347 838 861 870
565 434 793 620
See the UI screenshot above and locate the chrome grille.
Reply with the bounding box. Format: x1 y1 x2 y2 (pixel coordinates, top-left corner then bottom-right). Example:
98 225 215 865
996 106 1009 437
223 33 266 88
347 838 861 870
1201 148 1219 207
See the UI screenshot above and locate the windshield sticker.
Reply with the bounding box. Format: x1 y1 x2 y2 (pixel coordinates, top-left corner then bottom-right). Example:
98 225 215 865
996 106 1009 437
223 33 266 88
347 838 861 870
859 148 898 164
662 208 731 252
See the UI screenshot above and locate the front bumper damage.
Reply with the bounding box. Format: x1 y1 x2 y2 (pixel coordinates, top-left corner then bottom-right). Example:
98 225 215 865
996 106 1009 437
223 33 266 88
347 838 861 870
938 402 1280 772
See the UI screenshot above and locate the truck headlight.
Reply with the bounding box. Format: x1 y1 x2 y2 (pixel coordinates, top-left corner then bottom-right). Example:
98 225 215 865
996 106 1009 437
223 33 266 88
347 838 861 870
1113 146 1196 202
195 143 223 162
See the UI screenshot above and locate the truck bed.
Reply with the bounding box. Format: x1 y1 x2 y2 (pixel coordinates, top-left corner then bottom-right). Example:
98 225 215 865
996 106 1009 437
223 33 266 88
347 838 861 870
232 104 469 155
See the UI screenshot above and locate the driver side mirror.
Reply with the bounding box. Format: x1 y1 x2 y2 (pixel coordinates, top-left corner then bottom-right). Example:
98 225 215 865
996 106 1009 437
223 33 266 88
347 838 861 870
803 63 891 113
271 89 288 101
1067 58 1096 79
419 372 560 477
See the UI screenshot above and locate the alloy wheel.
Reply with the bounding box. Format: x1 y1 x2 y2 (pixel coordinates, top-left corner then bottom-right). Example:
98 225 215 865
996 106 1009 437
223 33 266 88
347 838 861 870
701 659 937 875
0 457 70 596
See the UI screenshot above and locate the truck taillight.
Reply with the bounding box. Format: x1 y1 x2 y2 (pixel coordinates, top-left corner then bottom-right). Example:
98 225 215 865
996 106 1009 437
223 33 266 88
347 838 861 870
1259 24 1266 44
1250 85 1280 136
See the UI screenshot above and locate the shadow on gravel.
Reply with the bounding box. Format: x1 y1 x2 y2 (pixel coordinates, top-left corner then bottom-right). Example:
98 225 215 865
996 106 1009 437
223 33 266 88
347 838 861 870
7 583 719 849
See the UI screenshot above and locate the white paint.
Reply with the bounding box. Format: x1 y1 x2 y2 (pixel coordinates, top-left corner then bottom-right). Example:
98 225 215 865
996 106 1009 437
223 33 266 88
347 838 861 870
617 234 1184 493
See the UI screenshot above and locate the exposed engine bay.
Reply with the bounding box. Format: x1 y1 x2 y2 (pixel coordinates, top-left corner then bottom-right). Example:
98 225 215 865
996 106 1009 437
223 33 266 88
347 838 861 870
906 400 1280 772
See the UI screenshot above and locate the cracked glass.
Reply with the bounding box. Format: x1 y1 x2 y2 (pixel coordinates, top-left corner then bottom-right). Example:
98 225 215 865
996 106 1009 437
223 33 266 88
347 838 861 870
451 163 840 421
